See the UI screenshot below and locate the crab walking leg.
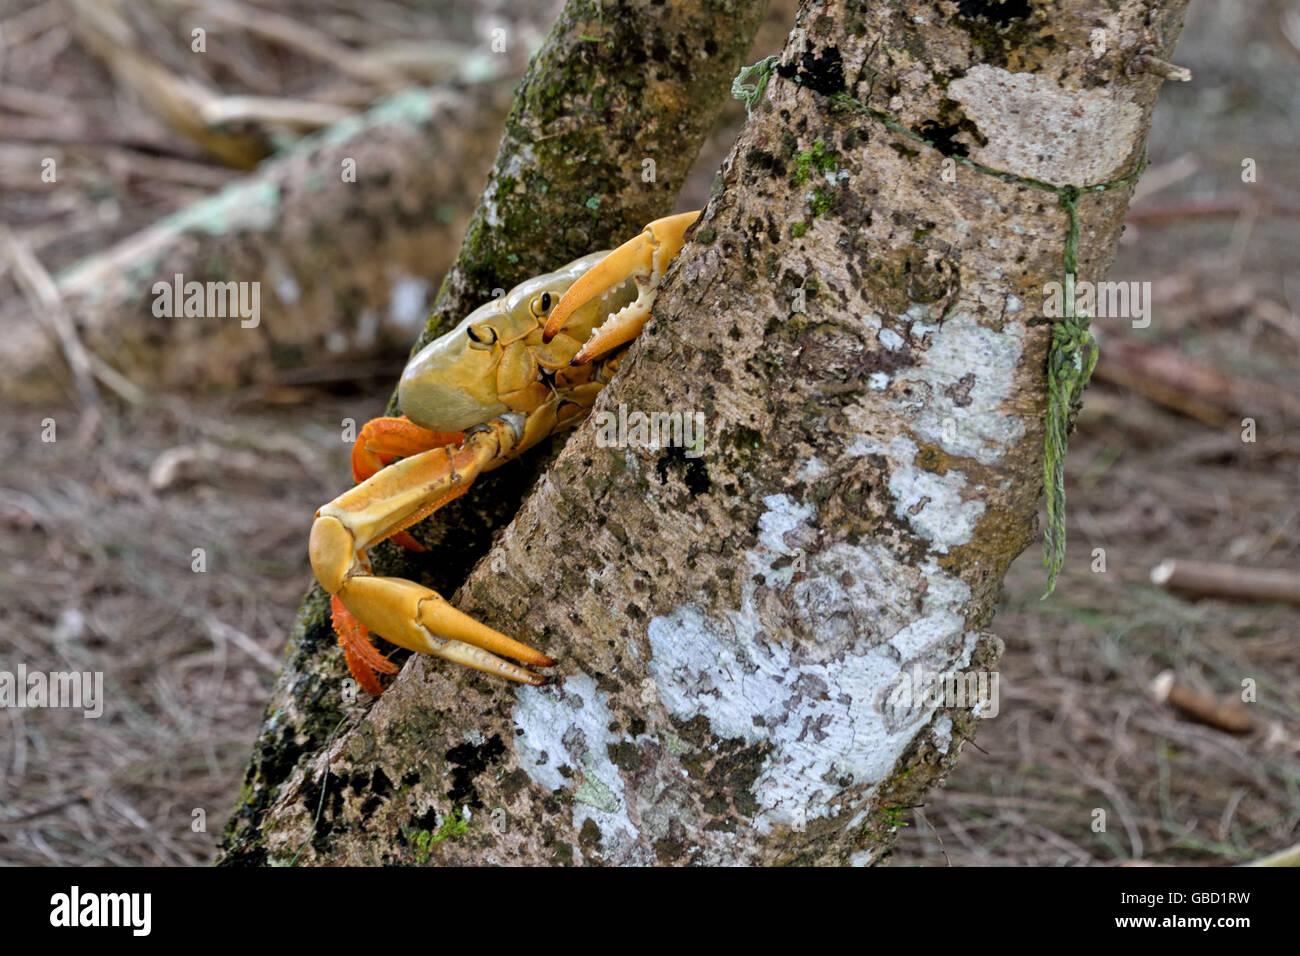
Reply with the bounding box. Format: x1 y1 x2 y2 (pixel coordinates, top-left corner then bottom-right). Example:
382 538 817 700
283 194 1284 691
542 210 699 364
350 416 466 551
351 416 464 484
310 415 553 685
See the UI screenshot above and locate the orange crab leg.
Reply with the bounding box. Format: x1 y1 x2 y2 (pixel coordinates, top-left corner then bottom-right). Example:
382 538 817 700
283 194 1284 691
332 595 398 696
328 420 481 693
311 416 553 687
351 416 464 551
352 416 464 483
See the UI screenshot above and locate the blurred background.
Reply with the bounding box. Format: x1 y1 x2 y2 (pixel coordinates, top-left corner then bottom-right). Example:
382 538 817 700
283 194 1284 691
0 0 1296 866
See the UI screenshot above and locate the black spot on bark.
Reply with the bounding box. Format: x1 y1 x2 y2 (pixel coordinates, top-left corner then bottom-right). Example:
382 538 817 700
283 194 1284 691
445 733 507 807
916 120 970 157
358 767 393 817
298 774 344 849
260 726 307 795
411 805 440 831
777 46 846 97
216 846 266 867
956 0 1032 24
744 147 786 178
656 445 711 497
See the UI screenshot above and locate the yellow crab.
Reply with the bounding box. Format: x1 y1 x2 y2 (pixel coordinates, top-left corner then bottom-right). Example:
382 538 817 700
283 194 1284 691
310 211 699 694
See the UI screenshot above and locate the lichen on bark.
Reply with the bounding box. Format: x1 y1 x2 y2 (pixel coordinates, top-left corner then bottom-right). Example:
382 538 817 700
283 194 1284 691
227 0 1189 866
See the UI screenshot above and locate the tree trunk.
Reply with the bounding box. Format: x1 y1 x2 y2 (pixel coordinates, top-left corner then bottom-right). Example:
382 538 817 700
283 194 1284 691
219 0 771 863
224 0 1189 865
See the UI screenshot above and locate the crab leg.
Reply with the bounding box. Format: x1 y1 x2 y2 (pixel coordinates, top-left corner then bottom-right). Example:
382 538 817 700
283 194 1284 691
310 415 553 686
333 595 397 696
351 416 465 551
542 210 699 364
351 416 464 484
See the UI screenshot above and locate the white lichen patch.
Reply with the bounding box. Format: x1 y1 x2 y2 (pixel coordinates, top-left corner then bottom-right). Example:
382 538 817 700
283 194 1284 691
931 715 954 755
757 492 814 574
884 311 1025 466
848 433 984 553
646 493 981 836
878 327 905 351
648 567 979 833
947 65 1144 186
796 456 828 481
885 563 969 658
907 303 941 341
513 672 642 857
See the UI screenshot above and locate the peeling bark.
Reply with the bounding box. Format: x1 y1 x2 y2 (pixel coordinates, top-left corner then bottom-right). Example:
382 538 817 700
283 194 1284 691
228 0 1188 865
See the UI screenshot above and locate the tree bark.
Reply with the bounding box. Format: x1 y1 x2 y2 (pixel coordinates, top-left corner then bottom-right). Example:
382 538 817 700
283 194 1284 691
226 0 1189 865
219 0 770 863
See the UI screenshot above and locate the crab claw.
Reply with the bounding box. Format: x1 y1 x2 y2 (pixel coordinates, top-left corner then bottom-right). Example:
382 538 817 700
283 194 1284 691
542 210 699 364
337 576 553 685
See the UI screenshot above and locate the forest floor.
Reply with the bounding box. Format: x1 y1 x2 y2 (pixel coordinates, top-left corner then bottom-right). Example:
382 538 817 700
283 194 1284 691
1 0 1297 865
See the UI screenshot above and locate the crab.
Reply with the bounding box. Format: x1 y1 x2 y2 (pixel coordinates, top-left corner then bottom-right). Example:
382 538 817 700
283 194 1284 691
310 210 699 694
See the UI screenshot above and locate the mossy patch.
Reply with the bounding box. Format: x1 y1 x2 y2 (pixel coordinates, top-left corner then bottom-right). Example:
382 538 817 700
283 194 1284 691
402 808 470 863
792 139 838 186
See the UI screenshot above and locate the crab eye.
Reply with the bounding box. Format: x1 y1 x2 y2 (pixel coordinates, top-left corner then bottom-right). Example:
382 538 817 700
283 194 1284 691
466 324 497 349
530 292 553 318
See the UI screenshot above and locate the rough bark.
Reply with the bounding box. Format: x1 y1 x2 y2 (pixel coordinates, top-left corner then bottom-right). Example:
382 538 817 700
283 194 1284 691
220 0 770 862
227 0 1190 865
